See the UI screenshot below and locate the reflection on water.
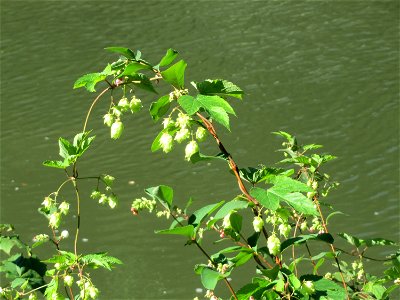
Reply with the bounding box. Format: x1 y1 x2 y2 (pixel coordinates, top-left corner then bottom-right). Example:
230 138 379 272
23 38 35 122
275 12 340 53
1 1 398 299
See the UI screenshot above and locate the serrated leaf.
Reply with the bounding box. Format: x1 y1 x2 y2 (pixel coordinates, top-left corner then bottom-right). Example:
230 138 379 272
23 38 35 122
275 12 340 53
73 72 106 92
337 232 397 248
0 236 27 255
196 95 235 115
156 225 195 239
208 106 230 130
269 188 318 215
58 137 76 159
42 159 70 169
250 187 280 211
280 233 334 252
195 79 244 99
105 47 136 59
79 252 122 271
145 185 174 209
158 48 179 67
213 200 249 220
161 60 187 88
267 175 313 193
178 95 199 115
149 95 171 121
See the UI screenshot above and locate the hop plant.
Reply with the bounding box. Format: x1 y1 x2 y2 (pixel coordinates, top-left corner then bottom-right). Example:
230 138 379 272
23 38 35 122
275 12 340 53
108 195 118 209
185 141 199 161
176 112 190 129
103 113 114 127
64 275 74 286
59 201 70 215
102 175 115 186
278 223 291 238
49 212 61 229
175 128 190 143
111 120 124 139
129 96 142 113
42 197 53 209
252 216 264 232
267 234 281 256
195 127 207 141
301 280 315 295
160 132 174 153
162 117 174 129
117 97 130 112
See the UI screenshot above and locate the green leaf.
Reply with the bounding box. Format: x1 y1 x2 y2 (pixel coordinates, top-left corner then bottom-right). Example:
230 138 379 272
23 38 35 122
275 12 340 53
229 213 242 233
105 47 136 59
44 278 58 300
73 131 95 157
337 232 397 248
250 187 280 211
267 175 313 193
42 159 71 169
208 106 230 130
196 95 235 115
189 152 228 164
288 273 301 289
178 95 199 115
200 268 222 290
155 225 195 239
0 236 27 255
145 185 173 209
79 252 122 271
151 127 177 152
149 95 171 121
161 60 187 88
267 188 318 215
158 48 179 67
231 250 253 267
120 62 153 76
195 79 244 99
280 233 334 252
127 73 157 93
188 201 224 227
260 265 280 280
213 200 249 220
73 72 106 92
58 137 76 159
303 144 323 151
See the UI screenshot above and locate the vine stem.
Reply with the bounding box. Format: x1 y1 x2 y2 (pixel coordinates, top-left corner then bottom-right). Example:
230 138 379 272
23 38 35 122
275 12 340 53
71 178 81 258
82 87 111 133
169 211 238 300
195 112 276 248
315 198 350 299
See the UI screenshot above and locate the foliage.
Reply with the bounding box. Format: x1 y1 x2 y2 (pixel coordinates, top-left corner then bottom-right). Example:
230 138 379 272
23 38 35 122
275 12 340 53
1 47 399 300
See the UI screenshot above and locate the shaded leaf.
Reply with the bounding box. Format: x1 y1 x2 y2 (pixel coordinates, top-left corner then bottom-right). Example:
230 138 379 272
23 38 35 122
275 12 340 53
149 95 171 121
105 47 136 59
280 233 334 252
145 185 174 209
195 79 244 99
156 225 195 239
158 48 179 67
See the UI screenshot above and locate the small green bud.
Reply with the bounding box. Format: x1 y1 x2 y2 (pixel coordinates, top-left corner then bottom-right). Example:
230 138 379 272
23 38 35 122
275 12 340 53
312 181 318 190
102 175 115 186
174 128 190 143
300 221 308 231
54 263 61 270
195 127 207 141
103 113 114 127
33 234 49 242
307 191 316 199
64 275 74 286
301 281 315 295
49 212 61 229
111 120 124 139
160 132 174 153
99 194 107 204
59 201 70 215
112 106 123 117
278 223 291 238
267 234 281 256
42 197 53 209
185 141 199 161
130 96 142 113
28 293 38 300
108 195 118 209
222 213 232 229
90 190 101 199
252 216 264 232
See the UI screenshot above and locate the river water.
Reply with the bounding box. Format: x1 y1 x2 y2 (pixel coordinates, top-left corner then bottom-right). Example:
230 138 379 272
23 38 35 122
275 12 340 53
1 1 399 299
